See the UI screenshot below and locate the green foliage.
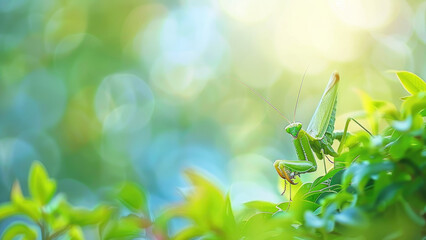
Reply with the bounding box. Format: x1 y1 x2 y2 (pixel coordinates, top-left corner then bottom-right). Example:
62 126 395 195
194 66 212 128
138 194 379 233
396 71 426 95
0 162 152 239
0 71 424 239
157 71 426 239
28 163 57 207
117 182 148 214
2 222 37 240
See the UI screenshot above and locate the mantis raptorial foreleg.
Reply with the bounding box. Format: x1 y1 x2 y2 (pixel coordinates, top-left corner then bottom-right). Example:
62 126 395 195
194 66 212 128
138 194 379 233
274 130 318 185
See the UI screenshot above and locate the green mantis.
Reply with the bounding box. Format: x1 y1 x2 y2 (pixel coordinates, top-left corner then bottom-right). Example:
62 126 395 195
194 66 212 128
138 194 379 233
240 72 371 194
272 72 371 189
273 72 341 186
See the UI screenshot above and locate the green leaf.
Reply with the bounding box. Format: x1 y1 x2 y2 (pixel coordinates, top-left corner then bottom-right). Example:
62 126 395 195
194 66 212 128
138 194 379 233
102 214 143 240
330 170 344 186
67 204 112 226
375 183 403 211
173 227 203 240
222 193 237 235
244 201 278 213
68 226 84 240
401 93 426 118
181 169 226 225
243 212 274 234
342 162 394 193
29 161 56 205
311 168 342 188
293 183 312 200
276 202 290 211
334 207 368 229
300 200 321 213
358 91 379 135
388 135 411 159
399 198 425 226
315 191 337 204
117 182 148 214
1 222 37 240
320 192 354 212
10 181 42 221
395 71 426 95
304 211 324 228
11 181 24 203
321 204 337 232
303 188 338 201
0 203 17 220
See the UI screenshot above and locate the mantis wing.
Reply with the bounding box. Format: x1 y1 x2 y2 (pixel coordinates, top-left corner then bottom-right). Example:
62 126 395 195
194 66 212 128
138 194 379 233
306 72 340 140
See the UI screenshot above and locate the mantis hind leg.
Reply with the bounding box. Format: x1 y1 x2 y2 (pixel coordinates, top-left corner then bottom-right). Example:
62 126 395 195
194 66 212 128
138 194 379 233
336 117 372 154
322 151 327 175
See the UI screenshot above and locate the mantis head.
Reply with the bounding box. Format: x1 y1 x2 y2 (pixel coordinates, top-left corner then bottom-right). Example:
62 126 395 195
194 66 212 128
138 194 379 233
285 122 302 138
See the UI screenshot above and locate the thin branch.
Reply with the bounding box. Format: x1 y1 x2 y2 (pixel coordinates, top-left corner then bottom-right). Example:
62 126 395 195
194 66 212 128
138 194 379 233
48 225 72 240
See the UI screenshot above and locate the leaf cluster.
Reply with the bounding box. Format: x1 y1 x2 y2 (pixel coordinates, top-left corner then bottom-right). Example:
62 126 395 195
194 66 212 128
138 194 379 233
0 164 153 239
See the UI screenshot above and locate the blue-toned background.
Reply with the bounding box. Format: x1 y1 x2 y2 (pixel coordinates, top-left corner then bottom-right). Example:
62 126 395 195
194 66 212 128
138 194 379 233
0 0 425 222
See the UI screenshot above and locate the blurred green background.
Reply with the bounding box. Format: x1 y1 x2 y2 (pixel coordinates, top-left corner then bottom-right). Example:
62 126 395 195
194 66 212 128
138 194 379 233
0 0 425 225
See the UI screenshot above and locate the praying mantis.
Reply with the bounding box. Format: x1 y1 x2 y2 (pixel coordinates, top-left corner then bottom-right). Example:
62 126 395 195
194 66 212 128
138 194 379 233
273 72 342 187
240 71 371 195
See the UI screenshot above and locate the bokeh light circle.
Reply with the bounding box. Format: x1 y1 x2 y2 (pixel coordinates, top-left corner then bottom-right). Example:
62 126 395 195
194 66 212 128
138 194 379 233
141 5 227 99
274 1 330 74
150 58 210 99
95 73 155 133
329 0 395 30
371 38 413 72
414 2 426 44
14 70 67 131
0 0 26 12
0 138 38 189
159 5 217 65
44 1 88 55
219 0 281 23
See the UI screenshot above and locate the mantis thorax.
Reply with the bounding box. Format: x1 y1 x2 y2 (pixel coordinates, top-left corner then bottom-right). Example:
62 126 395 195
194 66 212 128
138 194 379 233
285 122 302 138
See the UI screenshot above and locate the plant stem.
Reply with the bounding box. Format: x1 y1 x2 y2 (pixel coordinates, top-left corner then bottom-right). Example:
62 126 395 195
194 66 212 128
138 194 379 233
48 225 71 240
39 221 48 240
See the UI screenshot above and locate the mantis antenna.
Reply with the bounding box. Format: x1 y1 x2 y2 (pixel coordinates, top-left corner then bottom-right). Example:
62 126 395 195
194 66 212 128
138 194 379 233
293 66 309 122
237 79 291 124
